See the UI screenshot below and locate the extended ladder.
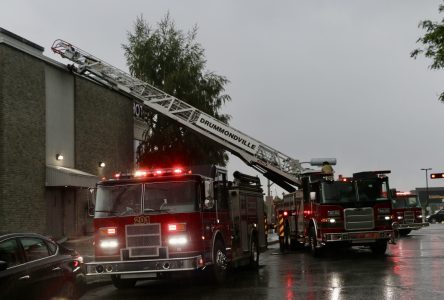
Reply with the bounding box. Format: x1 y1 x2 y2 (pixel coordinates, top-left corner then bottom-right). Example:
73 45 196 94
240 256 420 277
51 39 302 191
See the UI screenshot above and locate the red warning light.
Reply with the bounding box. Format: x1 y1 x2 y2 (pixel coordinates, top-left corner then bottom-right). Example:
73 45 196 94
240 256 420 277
431 173 444 179
173 168 183 174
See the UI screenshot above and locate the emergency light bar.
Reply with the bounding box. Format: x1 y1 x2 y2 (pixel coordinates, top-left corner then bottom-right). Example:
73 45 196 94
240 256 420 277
353 170 391 179
396 191 413 196
113 167 191 180
431 173 444 179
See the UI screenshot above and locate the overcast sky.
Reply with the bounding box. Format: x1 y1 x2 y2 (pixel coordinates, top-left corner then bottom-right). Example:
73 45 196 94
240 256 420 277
1 0 443 195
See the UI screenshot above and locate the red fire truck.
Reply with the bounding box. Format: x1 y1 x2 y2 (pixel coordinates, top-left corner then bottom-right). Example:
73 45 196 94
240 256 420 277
276 170 397 256
391 191 429 236
86 166 265 288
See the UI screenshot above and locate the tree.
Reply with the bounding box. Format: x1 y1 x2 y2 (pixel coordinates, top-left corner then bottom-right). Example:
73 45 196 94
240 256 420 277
123 14 231 168
411 2 444 103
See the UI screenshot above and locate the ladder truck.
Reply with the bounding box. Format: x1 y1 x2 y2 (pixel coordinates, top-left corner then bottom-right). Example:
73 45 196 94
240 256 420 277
51 39 315 286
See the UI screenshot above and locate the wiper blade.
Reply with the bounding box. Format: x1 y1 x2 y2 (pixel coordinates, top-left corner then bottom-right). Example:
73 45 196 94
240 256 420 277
143 208 171 213
94 210 119 215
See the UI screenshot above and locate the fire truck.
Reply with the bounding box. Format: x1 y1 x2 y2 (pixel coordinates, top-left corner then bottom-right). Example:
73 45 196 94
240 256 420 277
85 165 264 287
391 191 429 236
276 170 397 256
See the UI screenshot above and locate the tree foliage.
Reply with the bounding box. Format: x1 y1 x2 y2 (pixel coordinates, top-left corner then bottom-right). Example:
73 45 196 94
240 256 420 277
411 2 444 102
123 14 231 168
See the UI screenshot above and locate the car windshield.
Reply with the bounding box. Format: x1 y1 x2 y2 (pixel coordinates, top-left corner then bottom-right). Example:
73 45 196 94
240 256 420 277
356 178 389 202
392 196 420 209
94 180 199 217
321 181 357 204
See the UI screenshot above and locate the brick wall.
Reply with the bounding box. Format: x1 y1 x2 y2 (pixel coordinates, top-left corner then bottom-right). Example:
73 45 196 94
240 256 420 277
74 77 134 179
0 44 46 232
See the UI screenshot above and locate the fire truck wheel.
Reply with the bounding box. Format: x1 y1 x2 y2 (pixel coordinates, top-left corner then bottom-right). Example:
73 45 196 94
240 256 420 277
309 227 322 257
111 275 137 289
370 241 387 256
279 237 285 253
249 235 259 268
212 239 228 283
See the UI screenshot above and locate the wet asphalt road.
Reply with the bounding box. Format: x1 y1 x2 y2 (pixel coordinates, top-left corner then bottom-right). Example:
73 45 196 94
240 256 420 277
80 225 444 300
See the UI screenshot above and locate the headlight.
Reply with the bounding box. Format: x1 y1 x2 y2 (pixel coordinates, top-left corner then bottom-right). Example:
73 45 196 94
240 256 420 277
397 216 403 220
320 218 337 224
168 235 188 246
385 216 391 220
100 239 118 249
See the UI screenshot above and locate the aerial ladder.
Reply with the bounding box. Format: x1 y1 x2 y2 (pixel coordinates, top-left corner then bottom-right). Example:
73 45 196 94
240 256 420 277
51 40 326 192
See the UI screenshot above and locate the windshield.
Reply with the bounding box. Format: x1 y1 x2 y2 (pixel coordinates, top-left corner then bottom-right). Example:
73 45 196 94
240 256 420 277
95 184 142 217
321 181 357 204
392 196 420 209
143 180 198 213
95 180 199 218
356 178 389 202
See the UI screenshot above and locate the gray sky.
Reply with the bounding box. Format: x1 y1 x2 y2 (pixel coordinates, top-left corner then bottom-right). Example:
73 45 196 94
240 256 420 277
2 0 443 195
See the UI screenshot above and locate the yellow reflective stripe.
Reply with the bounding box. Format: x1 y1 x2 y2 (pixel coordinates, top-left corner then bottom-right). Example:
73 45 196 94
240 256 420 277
278 214 284 237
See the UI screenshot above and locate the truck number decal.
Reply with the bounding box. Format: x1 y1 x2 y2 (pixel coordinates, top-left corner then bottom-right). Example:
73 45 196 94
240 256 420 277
134 216 150 224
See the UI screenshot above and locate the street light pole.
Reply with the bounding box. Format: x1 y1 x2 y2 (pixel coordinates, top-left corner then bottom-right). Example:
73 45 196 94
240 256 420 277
420 168 432 222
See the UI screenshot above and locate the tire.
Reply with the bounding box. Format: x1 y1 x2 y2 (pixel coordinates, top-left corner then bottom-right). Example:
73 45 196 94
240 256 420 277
429 218 436 224
309 226 322 257
284 222 290 249
212 239 228 283
370 240 387 256
111 275 137 289
279 236 285 253
399 229 411 236
249 235 259 269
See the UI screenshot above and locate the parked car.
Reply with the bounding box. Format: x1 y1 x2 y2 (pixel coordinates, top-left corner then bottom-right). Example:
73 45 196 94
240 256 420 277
0 232 86 300
427 209 444 224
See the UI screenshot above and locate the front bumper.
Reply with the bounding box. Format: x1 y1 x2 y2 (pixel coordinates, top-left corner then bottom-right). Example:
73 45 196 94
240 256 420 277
397 222 429 230
323 230 393 244
85 255 203 276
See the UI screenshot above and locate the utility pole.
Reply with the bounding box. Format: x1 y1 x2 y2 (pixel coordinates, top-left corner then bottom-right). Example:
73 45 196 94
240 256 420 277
420 168 432 222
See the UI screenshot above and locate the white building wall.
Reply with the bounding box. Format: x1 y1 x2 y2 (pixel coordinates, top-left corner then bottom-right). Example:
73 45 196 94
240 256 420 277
45 65 75 168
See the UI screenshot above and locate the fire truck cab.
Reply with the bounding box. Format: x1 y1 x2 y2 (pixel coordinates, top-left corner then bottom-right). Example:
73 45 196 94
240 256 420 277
391 191 429 236
277 170 397 256
86 166 265 288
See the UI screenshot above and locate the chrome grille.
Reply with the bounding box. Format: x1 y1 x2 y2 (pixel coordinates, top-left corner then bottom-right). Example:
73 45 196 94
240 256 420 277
127 224 160 236
403 211 415 224
127 235 161 247
125 223 161 258
344 207 374 230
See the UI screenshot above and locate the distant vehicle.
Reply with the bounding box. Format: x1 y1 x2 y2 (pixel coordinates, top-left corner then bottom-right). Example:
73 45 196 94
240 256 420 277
0 232 86 300
391 191 429 236
427 209 444 224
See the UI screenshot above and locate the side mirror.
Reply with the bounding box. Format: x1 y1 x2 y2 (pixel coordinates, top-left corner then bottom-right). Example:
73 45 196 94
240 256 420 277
88 188 96 217
310 192 316 201
390 189 397 199
205 181 214 199
204 181 214 209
